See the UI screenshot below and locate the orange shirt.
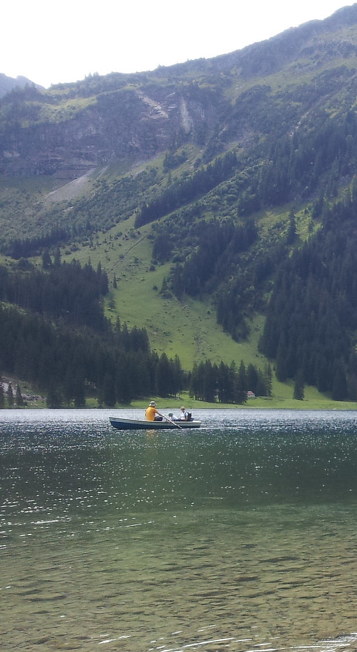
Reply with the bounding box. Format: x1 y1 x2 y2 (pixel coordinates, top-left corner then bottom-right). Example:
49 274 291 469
145 406 158 421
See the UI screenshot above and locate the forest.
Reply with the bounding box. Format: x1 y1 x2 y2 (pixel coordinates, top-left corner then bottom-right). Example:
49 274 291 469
259 184 357 400
0 256 268 407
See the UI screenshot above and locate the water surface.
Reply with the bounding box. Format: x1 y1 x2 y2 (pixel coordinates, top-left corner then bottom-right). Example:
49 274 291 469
1 408 357 651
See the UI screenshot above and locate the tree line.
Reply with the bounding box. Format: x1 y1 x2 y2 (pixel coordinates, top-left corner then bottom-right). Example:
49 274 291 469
0 302 184 407
169 219 258 299
0 256 270 407
0 301 271 407
260 182 357 400
189 359 272 403
135 150 238 227
6 228 70 259
0 256 109 331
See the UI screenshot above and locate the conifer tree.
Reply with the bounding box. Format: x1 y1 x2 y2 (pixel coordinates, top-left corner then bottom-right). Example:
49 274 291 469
0 378 4 408
42 250 52 269
264 363 273 397
102 372 116 407
255 373 267 397
7 382 14 408
53 248 61 266
293 370 305 400
286 210 297 244
156 353 175 397
46 385 63 408
217 361 233 403
332 363 347 401
15 384 24 407
202 361 217 403
238 361 247 393
247 363 258 394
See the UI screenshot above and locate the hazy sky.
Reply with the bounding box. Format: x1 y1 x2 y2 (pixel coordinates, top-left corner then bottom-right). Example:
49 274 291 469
2 0 355 88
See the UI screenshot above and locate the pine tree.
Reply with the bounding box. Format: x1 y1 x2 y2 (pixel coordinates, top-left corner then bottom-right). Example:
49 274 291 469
255 373 267 397
217 362 231 403
332 363 347 401
247 363 258 393
293 370 305 400
15 384 24 407
6 382 14 408
264 363 273 397
173 355 184 396
53 248 61 266
72 375 86 408
238 361 247 393
0 378 4 408
42 250 52 269
234 361 248 404
202 361 217 403
156 353 175 397
102 372 116 407
286 210 297 244
46 385 63 408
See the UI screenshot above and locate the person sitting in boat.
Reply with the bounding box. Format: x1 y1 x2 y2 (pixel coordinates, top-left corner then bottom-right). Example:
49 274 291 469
145 401 162 421
178 406 191 421
168 412 179 421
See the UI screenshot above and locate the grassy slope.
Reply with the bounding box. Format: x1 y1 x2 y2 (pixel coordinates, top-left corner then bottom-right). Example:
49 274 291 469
63 213 266 369
59 210 356 408
0 161 350 407
1 175 355 408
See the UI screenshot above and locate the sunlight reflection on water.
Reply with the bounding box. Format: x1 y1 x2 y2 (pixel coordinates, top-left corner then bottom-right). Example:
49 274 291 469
1 409 357 651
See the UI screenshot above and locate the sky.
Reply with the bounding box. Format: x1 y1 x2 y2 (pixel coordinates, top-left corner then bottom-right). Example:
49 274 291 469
2 0 355 88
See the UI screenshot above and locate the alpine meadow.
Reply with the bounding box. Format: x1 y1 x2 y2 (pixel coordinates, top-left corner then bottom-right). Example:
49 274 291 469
1 4 357 408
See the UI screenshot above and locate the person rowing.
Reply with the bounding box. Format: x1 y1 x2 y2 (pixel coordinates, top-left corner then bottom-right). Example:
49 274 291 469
145 401 162 421
145 402 183 429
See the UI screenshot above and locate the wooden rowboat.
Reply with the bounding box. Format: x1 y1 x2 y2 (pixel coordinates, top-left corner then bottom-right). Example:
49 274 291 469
109 416 201 430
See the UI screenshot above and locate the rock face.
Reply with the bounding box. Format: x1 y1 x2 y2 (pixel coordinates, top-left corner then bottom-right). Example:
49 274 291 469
0 4 357 180
0 81 223 179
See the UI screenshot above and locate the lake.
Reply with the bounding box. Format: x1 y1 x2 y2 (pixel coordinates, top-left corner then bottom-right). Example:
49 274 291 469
1 408 357 652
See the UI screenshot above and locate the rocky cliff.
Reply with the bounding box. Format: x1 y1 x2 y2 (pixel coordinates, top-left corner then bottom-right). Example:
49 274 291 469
1 4 356 180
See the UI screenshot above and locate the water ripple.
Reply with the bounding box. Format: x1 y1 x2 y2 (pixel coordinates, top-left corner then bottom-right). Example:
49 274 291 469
1 409 357 651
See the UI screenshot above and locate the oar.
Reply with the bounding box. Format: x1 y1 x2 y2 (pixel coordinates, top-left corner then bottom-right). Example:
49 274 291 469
158 412 183 429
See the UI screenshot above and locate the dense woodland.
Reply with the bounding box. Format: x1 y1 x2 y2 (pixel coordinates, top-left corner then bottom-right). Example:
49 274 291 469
0 255 109 330
260 185 357 400
190 360 272 403
0 257 269 406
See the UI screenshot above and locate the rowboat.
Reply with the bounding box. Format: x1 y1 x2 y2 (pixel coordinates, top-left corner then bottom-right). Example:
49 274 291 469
109 416 201 430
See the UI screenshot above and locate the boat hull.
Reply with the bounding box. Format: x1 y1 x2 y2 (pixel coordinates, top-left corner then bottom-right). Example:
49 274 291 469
109 417 201 430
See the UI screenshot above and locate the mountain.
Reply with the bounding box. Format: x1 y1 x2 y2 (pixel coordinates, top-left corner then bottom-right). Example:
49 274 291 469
1 4 357 405
1 5 357 179
0 73 41 98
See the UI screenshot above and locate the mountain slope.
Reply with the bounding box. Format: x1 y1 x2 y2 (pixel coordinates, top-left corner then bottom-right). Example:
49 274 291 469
1 5 357 180
0 73 40 98
1 4 357 402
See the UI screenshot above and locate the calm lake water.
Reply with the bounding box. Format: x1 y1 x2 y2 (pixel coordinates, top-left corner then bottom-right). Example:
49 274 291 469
1 408 357 652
